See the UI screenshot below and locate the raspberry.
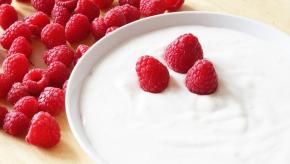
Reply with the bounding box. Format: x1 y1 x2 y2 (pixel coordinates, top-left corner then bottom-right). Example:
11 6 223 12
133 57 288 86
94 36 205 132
3 111 29 136
2 53 29 82
0 106 8 127
38 87 65 116
8 36 32 58
0 21 31 49
22 69 50 95
0 4 18 30
106 26 118 34
164 0 184 11
26 111 60 148
24 11 50 36
136 55 170 93
140 0 166 16
93 0 113 9
51 4 71 26
7 82 30 104
31 0 55 15
41 23 66 48
185 59 218 95
119 0 140 8
74 44 89 65
117 4 140 23
13 96 38 118
43 45 74 66
91 17 108 40
164 33 203 73
55 0 77 11
0 0 11 4
65 14 90 43
0 74 13 99
75 0 100 22
47 61 70 87
104 7 127 27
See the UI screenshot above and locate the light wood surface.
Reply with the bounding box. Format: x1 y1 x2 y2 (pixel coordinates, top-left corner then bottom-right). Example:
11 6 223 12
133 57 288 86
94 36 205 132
0 0 289 163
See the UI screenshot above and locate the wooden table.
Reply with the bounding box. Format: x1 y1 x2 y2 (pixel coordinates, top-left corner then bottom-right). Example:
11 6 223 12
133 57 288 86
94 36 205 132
0 0 289 163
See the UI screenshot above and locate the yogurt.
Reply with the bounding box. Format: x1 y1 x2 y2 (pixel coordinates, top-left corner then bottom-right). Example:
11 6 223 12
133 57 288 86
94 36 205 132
80 25 290 164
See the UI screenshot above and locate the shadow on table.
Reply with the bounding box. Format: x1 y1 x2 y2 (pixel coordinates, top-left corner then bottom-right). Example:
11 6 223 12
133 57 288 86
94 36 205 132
181 4 195 11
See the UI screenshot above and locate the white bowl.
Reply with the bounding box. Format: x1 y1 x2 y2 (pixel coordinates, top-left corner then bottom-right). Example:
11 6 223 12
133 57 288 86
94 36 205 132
66 11 290 163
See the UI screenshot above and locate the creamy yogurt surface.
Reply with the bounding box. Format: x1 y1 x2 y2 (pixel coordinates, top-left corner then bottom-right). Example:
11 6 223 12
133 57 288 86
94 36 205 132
80 25 290 164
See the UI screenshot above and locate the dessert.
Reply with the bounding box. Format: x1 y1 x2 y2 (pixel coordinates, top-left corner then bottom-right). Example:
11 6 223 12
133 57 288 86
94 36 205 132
81 25 290 163
0 0 180 149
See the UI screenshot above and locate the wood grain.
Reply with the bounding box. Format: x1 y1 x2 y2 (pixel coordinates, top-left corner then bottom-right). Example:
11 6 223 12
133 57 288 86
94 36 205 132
0 0 289 163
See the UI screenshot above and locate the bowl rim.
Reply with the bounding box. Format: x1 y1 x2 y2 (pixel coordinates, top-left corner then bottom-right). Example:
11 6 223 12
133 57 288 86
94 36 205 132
66 11 290 163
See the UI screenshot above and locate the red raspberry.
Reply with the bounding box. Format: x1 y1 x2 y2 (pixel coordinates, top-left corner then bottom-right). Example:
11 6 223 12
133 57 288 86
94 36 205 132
22 69 50 95
24 11 50 36
93 0 113 9
106 26 118 34
31 0 55 15
0 0 11 4
164 0 184 11
7 82 30 104
104 7 127 27
164 33 203 73
117 4 140 23
0 106 8 127
0 74 13 99
0 21 31 49
185 59 218 95
47 61 70 87
0 4 18 30
140 0 166 17
26 111 60 148
91 17 108 40
75 0 100 22
55 0 77 11
8 36 32 58
65 14 90 43
2 53 29 82
41 23 66 48
74 44 89 65
136 55 170 93
43 45 74 66
51 5 71 26
3 111 29 136
13 96 38 118
38 87 65 116
119 0 140 8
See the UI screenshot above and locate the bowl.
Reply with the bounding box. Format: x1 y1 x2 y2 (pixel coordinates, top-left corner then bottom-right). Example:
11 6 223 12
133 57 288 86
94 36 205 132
66 11 290 163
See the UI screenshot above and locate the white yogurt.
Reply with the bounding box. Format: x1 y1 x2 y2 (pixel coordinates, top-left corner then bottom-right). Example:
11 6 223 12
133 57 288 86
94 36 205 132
81 26 290 164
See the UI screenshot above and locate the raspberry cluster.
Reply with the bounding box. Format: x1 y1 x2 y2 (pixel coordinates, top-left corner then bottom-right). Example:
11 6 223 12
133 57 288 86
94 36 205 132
136 33 218 95
0 0 185 148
